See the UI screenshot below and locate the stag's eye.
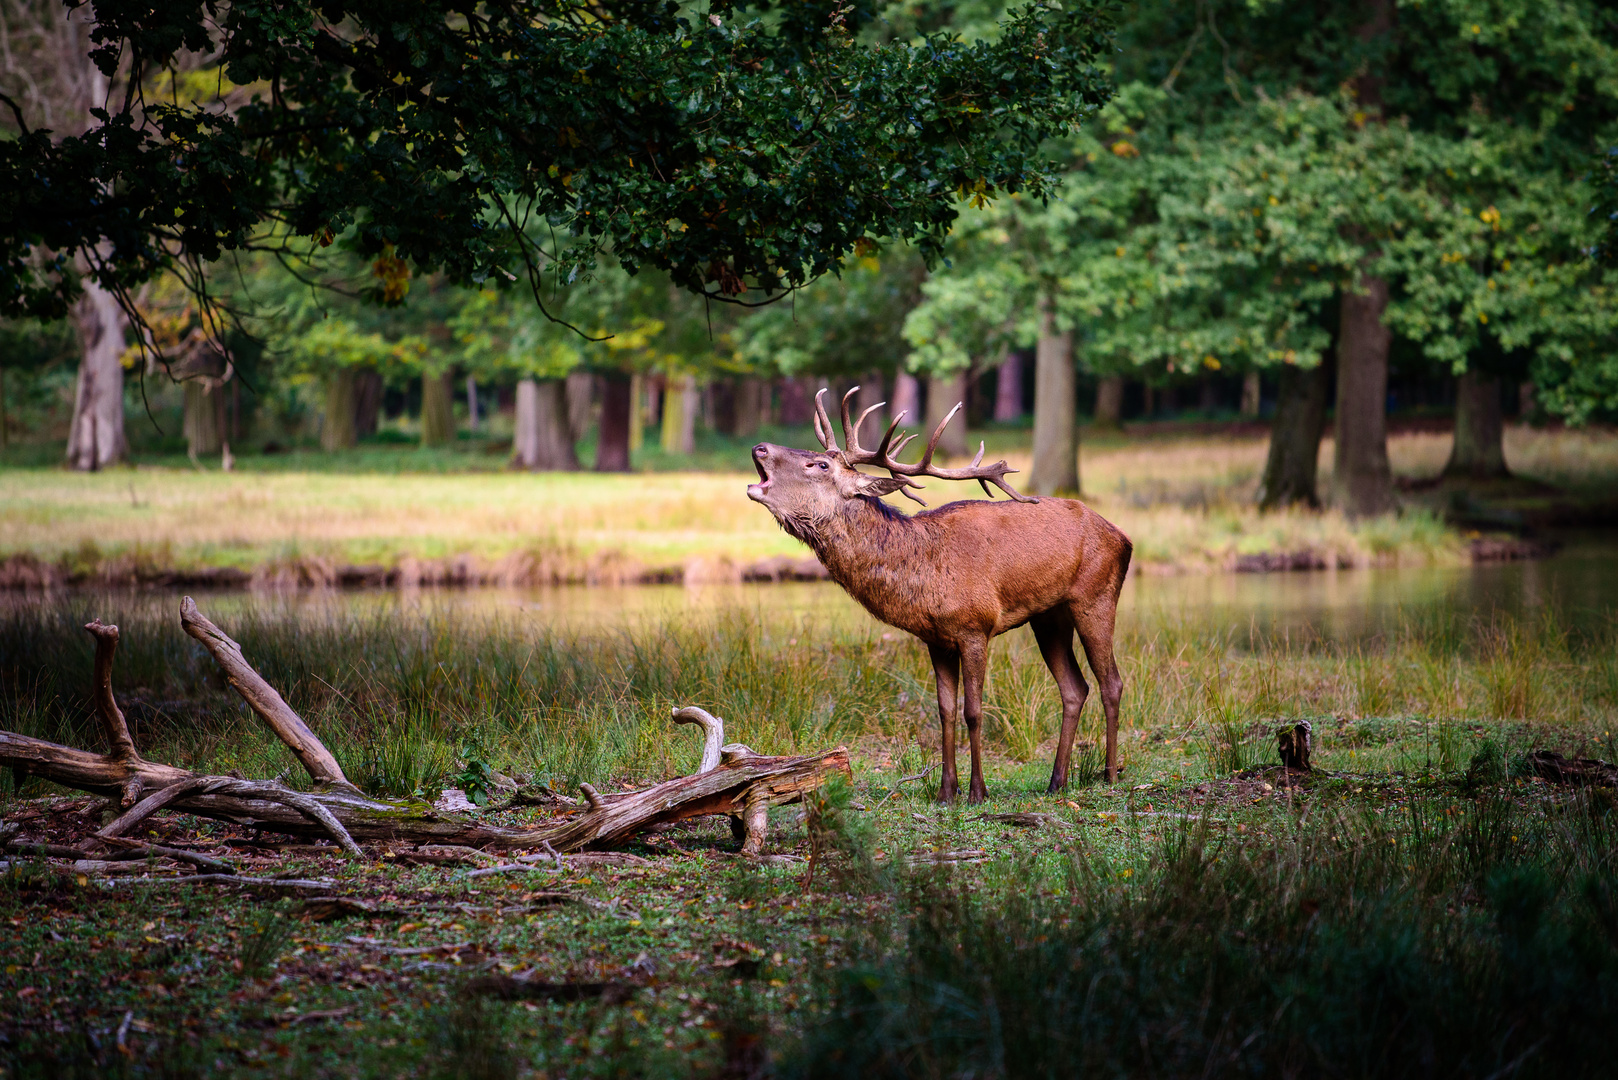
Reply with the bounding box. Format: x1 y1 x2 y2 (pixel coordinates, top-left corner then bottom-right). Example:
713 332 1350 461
813 460 829 471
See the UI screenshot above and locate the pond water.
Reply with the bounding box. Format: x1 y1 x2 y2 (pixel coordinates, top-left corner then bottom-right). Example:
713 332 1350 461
83 532 1616 648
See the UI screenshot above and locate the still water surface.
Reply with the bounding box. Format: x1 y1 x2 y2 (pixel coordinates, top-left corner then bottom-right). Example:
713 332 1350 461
154 534 1618 647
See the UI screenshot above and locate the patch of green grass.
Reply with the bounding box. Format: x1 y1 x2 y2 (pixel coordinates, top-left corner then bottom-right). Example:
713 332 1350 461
2 594 1616 1076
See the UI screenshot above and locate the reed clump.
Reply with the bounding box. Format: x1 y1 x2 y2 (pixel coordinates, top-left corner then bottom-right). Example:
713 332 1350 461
788 791 1618 1079
1 593 1614 797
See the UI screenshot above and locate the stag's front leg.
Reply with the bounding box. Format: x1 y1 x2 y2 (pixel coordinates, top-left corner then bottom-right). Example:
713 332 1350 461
959 636 990 804
928 644 961 803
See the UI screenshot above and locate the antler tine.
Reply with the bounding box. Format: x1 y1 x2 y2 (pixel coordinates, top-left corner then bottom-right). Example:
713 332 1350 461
919 401 964 468
890 432 920 460
970 441 985 468
838 387 861 452
872 410 906 459
813 388 840 452
850 401 887 454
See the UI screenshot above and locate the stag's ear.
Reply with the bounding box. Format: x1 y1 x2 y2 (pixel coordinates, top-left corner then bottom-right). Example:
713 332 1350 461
840 471 910 499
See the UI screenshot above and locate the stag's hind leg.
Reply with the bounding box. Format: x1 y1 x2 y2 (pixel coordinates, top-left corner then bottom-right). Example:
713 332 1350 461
1076 605 1125 784
1031 612 1089 793
928 643 962 803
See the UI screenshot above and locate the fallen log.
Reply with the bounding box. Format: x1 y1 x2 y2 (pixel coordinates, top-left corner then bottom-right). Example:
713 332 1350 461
0 599 849 857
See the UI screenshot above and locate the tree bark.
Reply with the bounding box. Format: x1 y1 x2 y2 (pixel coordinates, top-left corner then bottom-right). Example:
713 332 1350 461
731 377 763 439
65 279 127 471
1030 300 1079 496
184 380 225 458
662 373 697 454
711 379 738 436
595 373 633 471
777 376 813 425
1240 370 1262 417
465 375 480 432
320 369 358 451
353 368 383 438
1093 375 1124 429
1444 370 1509 480
891 369 921 427
923 372 969 459
514 378 579 471
1258 361 1331 510
993 353 1024 422
1334 275 1396 517
566 371 594 442
420 371 455 448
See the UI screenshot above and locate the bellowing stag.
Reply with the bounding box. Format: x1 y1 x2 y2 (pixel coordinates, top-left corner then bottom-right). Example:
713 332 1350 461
747 388 1133 802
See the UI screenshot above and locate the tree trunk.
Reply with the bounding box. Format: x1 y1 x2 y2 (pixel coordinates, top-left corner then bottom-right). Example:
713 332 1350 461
320 368 357 451
732 378 763 439
514 378 578 471
1334 276 1396 517
711 379 738 436
420 371 455 448
662 373 697 454
777 377 813 425
1240 370 1262 417
595 373 633 472
465 375 480 432
353 368 383 438
1093 375 1124 429
628 374 644 451
65 279 127 471
1030 300 1079 496
993 353 1024 422
891 369 921 427
1258 361 1331 510
924 372 969 459
566 371 595 442
1444 370 1508 480
184 380 225 458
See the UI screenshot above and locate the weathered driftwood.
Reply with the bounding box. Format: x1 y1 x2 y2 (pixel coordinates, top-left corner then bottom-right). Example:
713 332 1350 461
0 599 849 858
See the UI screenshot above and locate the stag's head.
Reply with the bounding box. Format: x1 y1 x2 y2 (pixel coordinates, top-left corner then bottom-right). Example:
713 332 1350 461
746 388 1035 540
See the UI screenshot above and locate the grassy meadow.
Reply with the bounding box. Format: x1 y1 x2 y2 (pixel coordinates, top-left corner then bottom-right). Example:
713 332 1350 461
8 421 1617 584
3 587 1618 1076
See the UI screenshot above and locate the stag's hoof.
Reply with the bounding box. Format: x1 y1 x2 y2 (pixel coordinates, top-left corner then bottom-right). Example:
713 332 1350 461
967 788 987 805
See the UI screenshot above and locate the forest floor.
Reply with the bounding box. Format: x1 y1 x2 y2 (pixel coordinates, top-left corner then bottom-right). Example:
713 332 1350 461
2 594 1616 1077
6 421 1615 587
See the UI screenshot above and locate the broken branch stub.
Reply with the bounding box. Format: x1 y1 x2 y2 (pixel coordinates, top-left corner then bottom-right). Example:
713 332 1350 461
671 706 725 772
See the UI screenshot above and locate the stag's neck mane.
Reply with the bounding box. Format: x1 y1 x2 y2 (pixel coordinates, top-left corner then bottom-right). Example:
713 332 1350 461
792 495 956 628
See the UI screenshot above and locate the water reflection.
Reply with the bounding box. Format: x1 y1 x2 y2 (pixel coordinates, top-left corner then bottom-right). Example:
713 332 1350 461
59 535 1602 649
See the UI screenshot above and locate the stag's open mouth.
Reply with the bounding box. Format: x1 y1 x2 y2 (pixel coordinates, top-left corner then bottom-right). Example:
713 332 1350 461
747 447 773 501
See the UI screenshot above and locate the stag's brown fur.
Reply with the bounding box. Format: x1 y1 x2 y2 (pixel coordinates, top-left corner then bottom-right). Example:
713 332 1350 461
748 422 1131 803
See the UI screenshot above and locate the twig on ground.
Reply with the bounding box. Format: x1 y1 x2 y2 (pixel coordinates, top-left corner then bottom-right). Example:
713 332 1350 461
96 874 334 891
873 762 941 810
96 836 237 873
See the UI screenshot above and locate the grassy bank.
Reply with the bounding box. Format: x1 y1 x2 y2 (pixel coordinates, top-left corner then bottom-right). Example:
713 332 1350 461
1 593 1616 1076
11 422 1613 585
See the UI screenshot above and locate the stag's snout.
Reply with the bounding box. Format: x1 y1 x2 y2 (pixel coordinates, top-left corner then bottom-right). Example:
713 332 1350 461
746 443 778 503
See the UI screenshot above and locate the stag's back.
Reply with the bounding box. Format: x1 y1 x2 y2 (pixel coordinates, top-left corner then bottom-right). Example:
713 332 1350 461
816 495 1131 643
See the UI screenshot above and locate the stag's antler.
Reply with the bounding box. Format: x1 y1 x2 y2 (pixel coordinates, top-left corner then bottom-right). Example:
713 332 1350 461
813 387 1036 505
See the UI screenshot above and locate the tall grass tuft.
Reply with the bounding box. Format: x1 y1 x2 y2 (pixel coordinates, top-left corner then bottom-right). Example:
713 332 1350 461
787 793 1618 1079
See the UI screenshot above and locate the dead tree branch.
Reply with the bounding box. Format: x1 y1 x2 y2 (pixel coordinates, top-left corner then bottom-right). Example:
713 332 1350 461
1 599 850 858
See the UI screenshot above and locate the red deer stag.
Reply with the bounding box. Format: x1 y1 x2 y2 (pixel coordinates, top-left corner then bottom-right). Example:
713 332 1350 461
747 388 1132 802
